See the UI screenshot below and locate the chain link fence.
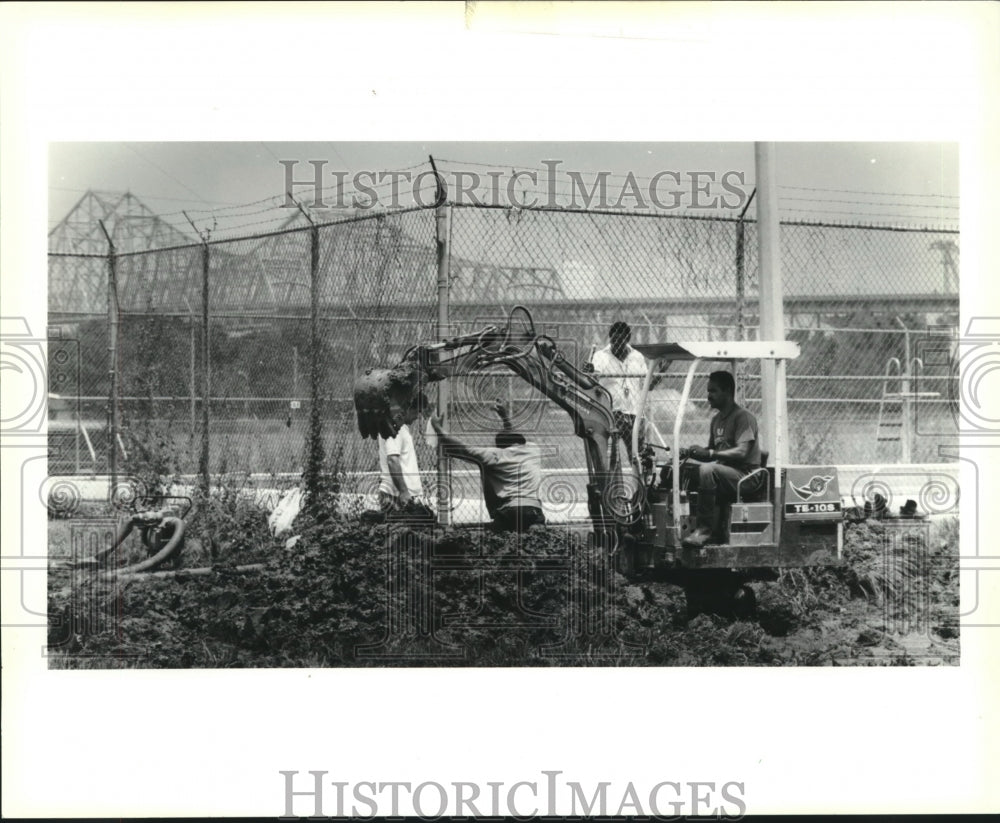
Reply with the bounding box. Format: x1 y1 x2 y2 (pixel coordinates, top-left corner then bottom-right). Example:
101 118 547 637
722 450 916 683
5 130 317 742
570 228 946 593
47 201 959 488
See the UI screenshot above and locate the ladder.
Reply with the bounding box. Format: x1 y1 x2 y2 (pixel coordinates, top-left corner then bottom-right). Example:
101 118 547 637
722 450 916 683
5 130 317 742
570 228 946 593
875 358 904 460
876 356 939 462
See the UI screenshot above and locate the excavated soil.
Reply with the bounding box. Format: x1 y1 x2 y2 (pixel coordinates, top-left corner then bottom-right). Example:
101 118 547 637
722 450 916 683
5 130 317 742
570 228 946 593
47 513 959 668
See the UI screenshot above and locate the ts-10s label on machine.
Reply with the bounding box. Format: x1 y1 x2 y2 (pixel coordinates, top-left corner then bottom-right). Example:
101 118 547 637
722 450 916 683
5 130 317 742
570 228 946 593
785 501 841 515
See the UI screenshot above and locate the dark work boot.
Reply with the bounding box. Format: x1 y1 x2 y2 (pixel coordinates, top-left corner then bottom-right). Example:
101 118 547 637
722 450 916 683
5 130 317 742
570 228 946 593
709 504 729 545
683 489 716 548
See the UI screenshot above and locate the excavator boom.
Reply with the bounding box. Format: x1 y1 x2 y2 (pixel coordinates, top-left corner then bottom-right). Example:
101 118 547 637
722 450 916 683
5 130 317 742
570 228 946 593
353 306 633 533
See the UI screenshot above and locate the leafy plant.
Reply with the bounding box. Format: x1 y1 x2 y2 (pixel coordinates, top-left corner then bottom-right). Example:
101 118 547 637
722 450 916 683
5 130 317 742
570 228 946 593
184 473 276 565
47 513 960 669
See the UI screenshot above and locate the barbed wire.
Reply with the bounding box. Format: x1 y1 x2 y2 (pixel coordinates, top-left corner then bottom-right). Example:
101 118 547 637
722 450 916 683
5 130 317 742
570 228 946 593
436 157 958 199
50 154 960 250
776 205 959 222
52 157 959 220
780 195 958 210
437 160 959 227
152 182 444 240
49 162 440 243
48 186 248 208
779 183 959 199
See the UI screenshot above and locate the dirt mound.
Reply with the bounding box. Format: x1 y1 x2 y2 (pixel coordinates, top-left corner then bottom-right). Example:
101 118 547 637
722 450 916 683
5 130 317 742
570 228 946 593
47 515 960 668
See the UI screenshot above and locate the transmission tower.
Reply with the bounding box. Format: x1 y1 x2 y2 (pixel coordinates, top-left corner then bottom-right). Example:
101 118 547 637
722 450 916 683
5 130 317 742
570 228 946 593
930 239 959 293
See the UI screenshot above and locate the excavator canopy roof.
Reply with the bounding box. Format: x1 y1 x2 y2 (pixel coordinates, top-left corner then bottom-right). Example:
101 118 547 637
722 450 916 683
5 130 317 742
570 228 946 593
632 340 800 362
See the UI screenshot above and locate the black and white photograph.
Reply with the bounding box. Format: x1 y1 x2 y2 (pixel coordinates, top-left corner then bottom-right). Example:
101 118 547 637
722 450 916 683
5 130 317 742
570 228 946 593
43 140 962 668
2 2 998 819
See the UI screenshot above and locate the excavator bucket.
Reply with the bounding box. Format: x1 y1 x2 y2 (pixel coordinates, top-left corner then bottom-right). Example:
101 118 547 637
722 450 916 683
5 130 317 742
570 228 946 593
353 361 428 440
353 309 536 441
354 368 397 440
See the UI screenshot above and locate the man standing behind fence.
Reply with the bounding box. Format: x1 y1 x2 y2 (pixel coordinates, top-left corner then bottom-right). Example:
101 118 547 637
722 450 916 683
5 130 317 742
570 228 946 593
378 405 424 512
585 320 656 460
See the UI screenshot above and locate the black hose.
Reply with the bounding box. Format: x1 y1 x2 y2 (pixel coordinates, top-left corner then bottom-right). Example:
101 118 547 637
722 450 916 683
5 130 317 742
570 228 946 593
93 518 136 565
110 517 186 576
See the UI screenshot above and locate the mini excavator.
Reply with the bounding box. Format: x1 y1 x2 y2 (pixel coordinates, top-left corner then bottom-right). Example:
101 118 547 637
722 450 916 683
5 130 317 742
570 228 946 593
354 306 843 615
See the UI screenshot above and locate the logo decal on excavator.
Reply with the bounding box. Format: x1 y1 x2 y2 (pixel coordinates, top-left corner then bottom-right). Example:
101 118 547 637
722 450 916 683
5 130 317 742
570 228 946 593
790 475 834 501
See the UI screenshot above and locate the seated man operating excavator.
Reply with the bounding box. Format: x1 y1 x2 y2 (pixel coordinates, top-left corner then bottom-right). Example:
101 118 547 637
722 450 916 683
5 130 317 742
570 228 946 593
679 370 766 547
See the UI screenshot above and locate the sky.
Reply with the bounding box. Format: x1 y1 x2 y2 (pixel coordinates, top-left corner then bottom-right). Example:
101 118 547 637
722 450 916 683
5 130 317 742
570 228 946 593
49 141 959 241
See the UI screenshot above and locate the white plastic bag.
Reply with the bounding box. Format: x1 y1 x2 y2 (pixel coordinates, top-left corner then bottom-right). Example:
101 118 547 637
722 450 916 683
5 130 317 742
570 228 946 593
424 417 439 450
268 487 303 537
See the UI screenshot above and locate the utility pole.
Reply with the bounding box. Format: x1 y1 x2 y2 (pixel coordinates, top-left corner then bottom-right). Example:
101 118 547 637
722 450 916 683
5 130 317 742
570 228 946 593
754 143 788 465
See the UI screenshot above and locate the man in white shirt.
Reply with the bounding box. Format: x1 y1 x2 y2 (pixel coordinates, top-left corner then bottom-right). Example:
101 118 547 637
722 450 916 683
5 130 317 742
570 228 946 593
586 320 655 459
377 406 424 511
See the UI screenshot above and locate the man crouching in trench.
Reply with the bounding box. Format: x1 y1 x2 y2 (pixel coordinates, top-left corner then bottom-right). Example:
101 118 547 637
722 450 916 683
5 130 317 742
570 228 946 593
429 399 546 534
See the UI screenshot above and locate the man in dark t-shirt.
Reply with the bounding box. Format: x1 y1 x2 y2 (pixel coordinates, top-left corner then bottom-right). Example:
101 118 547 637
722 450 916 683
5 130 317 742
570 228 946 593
429 399 546 533
680 370 764 547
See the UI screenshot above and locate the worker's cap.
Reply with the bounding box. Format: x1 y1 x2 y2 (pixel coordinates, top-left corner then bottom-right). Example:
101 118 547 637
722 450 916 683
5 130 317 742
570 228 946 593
495 430 526 448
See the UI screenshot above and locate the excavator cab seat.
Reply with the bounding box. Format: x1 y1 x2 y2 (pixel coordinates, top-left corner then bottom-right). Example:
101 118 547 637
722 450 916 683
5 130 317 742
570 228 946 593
735 450 770 503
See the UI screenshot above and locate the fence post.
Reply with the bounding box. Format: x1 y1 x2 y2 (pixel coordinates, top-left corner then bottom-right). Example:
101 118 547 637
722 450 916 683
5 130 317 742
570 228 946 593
199 241 211 496
184 212 213 498
309 218 322 481
431 157 452 526
98 220 118 497
735 187 757 341
290 196 326 511
183 297 196 450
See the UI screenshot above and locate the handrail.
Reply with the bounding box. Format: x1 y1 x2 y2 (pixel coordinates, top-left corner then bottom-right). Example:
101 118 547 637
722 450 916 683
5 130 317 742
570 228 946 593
736 468 770 504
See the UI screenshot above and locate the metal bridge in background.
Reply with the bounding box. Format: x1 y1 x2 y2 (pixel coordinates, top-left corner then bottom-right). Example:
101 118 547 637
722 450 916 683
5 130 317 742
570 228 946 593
46 189 960 476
